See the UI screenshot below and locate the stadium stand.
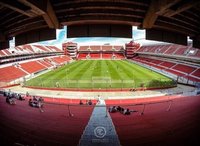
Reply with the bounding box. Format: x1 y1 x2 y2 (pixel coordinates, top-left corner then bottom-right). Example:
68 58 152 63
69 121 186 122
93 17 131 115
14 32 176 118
107 95 200 146
51 56 71 64
0 43 72 84
90 53 101 59
77 45 125 60
0 66 27 82
0 50 6 56
137 44 200 61
78 53 88 59
90 46 101 51
20 61 47 74
0 94 94 146
102 53 113 59
132 56 200 83
33 45 51 52
102 45 112 51
79 46 90 51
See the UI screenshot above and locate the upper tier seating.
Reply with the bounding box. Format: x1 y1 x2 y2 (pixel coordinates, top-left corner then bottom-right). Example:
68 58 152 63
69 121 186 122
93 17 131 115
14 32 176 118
33 45 51 52
45 46 62 52
137 44 200 59
102 46 112 51
164 45 178 55
0 50 6 56
79 46 90 51
173 46 188 56
0 45 63 57
114 46 123 51
90 46 101 51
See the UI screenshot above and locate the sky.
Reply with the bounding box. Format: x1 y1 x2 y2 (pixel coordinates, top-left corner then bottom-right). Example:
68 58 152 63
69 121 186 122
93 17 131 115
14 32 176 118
10 26 169 48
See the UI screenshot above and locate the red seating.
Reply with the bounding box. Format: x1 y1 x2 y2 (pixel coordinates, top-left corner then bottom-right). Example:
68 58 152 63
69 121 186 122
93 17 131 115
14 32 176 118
102 46 112 51
46 46 62 52
90 46 101 51
3 49 11 55
160 61 176 68
79 46 89 51
90 53 100 58
78 53 88 59
165 69 185 76
132 56 199 82
20 61 47 73
22 45 35 53
51 56 69 64
173 46 187 55
114 53 125 59
38 60 52 67
109 95 200 146
102 53 112 59
113 46 123 51
0 50 6 56
164 45 178 55
172 64 196 74
33 45 50 52
0 66 27 82
192 69 200 78
156 45 169 53
0 96 94 146
137 44 200 60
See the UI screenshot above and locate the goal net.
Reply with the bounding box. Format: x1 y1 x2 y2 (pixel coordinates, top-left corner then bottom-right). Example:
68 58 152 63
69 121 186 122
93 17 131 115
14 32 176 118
92 77 111 83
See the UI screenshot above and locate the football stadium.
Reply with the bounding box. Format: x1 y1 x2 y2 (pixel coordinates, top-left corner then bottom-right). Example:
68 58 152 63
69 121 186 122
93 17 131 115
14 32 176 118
0 1 200 146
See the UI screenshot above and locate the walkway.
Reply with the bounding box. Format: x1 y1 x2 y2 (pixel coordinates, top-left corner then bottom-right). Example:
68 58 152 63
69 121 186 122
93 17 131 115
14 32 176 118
79 99 120 146
2 84 196 99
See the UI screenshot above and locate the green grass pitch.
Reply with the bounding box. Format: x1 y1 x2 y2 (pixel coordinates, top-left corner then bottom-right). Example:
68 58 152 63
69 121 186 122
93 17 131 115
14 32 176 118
25 60 175 89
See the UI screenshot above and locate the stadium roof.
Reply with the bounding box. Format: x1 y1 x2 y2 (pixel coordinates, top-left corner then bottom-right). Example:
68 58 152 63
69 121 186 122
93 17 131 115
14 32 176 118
0 0 200 49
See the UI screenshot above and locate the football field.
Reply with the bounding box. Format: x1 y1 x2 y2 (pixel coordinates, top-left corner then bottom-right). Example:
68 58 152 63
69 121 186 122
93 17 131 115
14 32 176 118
25 60 175 89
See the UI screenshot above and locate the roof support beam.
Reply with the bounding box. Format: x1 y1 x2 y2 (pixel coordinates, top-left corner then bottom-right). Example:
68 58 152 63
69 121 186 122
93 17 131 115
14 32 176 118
143 0 180 29
18 0 59 29
0 0 36 17
43 0 59 29
163 0 200 17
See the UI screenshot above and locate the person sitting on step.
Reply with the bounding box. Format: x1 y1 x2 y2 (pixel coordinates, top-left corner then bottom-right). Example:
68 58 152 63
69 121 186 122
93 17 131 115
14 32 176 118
79 100 83 105
108 106 117 113
6 96 16 105
123 108 131 115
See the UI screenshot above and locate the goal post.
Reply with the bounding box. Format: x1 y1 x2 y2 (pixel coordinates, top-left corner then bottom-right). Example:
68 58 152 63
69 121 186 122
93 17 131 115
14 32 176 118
91 76 111 89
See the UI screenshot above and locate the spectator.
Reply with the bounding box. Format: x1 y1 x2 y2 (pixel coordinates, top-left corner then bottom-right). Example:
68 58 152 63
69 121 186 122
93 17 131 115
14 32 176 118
79 100 83 105
88 99 92 105
6 96 16 105
18 94 25 100
116 106 122 111
123 108 131 115
108 106 117 113
26 91 29 97
29 97 44 108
